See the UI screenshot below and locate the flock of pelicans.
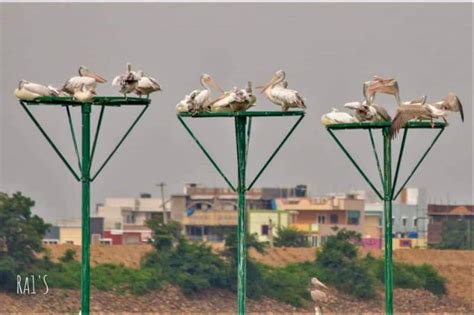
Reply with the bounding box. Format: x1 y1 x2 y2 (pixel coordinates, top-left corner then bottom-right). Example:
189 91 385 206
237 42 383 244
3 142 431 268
14 66 463 139
320 76 464 138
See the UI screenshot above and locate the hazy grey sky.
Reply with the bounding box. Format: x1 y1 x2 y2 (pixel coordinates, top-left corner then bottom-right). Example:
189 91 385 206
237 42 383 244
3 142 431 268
0 3 472 222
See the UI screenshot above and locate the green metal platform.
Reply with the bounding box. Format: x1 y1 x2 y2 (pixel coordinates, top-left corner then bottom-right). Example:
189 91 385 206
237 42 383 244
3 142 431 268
19 96 150 315
324 119 447 315
177 110 305 315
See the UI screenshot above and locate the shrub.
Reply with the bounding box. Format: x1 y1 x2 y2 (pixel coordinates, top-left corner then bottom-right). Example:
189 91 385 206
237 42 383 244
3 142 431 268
274 227 309 247
59 248 77 263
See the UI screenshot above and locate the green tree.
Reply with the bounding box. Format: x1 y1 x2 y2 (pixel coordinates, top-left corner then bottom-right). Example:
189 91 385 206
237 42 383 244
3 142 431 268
436 220 474 250
146 219 183 251
274 226 309 247
0 192 50 290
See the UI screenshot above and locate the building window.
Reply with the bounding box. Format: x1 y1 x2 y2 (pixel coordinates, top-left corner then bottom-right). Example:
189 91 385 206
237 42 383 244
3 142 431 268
261 225 269 236
318 215 326 224
126 213 136 224
330 214 338 224
65 241 74 245
347 211 360 225
413 218 418 227
402 218 407 227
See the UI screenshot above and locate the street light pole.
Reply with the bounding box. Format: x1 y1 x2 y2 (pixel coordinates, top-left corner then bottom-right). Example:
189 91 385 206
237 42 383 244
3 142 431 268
156 182 167 224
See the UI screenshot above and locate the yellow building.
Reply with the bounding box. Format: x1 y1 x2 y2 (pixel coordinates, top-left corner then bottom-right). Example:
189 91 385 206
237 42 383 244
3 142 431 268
248 210 289 242
59 226 82 245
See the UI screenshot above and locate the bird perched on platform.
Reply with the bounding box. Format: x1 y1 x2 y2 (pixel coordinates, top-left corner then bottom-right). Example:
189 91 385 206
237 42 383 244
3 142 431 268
210 81 256 112
259 70 306 111
176 90 201 113
390 103 447 139
134 70 161 98
74 83 97 102
310 277 328 315
321 108 358 125
432 92 464 122
61 66 107 95
344 101 391 122
363 76 401 106
112 63 141 98
14 80 60 101
178 74 224 114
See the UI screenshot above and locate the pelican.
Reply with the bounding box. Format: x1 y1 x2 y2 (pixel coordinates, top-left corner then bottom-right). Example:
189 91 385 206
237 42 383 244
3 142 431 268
344 101 391 121
176 90 200 113
259 70 306 111
185 74 224 113
134 70 161 98
310 277 328 315
112 63 141 98
433 92 464 122
210 81 256 112
321 108 358 125
74 83 97 103
363 76 401 106
14 80 59 101
62 66 107 95
390 103 447 138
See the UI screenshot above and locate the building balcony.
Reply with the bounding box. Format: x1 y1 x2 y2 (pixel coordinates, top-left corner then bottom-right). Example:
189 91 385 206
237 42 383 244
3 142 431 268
181 210 237 226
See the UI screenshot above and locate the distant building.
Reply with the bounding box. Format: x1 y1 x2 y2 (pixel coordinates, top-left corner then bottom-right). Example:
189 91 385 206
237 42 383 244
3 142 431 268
43 217 106 245
96 193 170 243
363 211 383 249
248 210 289 243
43 226 60 244
365 188 428 249
274 195 365 247
171 183 307 242
427 204 474 246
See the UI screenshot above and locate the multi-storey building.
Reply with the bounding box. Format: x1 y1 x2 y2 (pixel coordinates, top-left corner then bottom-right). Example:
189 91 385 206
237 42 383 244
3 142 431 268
171 183 307 242
274 194 365 247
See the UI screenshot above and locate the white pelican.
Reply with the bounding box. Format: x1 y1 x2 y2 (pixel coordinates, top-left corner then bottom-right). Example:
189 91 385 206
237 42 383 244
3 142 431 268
62 66 107 95
134 70 161 98
321 108 358 125
14 80 59 101
363 76 401 106
176 90 200 113
259 70 306 111
433 92 464 121
112 63 141 98
310 277 328 315
210 82 256 112
344 101 391 121
184 74 224 113
74 84 97 103
390 103 447 138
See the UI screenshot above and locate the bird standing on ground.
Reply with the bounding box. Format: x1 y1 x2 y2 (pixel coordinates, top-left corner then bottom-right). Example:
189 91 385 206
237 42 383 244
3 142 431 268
112 63 141 98
363 76 401 106
310 277 328 315
259 70 306 111
134 70 161 98
14 80 60 101
61 66 107 95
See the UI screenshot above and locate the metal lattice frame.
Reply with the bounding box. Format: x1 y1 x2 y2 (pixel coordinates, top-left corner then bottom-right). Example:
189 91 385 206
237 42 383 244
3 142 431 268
20 96 150 315
177 110 305 315
325 120 446 315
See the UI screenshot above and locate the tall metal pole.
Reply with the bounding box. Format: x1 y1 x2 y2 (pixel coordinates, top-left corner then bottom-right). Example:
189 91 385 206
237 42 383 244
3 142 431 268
235 116 247 315
81 103 91 314
383 127 393 315
156 182 167 224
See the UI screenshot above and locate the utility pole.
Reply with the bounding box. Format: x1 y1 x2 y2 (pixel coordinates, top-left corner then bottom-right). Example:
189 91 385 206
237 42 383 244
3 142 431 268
156 182 167 224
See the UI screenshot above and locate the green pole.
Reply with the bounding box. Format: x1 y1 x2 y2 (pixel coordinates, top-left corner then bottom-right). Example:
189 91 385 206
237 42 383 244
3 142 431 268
235 116 247 315
383 127 393 315
81 103 91 314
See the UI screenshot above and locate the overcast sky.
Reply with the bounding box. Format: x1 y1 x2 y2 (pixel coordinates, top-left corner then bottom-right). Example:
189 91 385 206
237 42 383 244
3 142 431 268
0 3 472 222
